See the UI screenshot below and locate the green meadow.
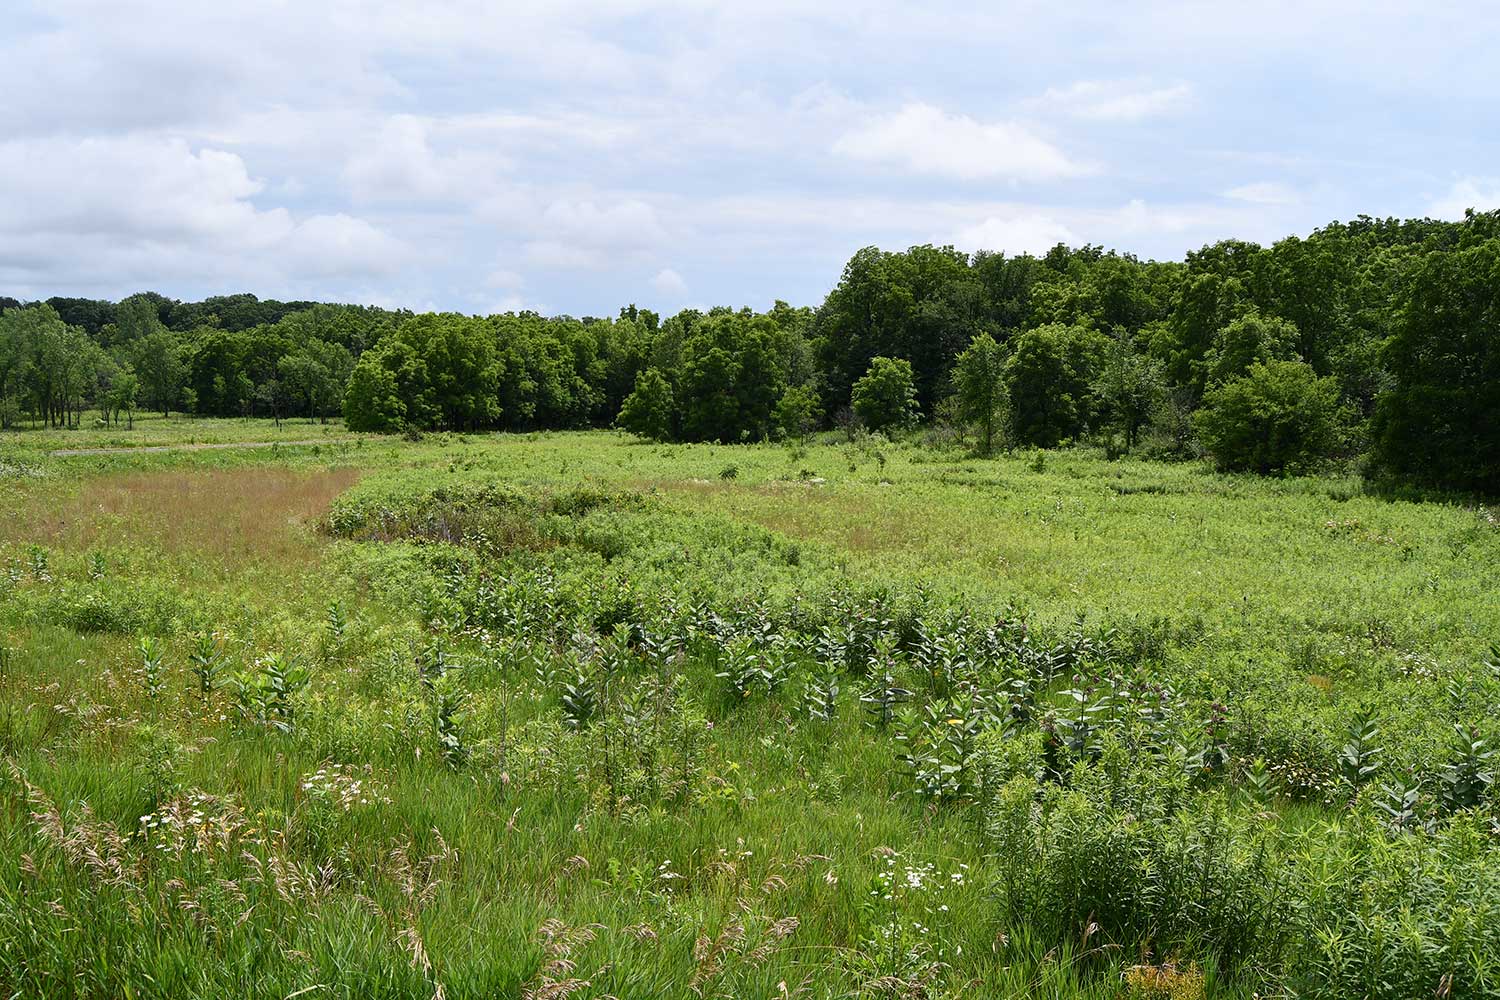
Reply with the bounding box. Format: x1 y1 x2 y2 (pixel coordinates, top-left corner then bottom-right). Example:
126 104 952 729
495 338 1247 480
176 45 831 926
3 420 1499 998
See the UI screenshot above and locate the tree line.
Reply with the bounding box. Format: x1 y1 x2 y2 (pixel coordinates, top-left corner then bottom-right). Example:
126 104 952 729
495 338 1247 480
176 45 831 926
2 211 1497 493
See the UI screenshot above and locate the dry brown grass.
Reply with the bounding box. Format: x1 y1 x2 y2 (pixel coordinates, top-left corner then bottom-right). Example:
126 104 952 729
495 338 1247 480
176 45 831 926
1 466 362 567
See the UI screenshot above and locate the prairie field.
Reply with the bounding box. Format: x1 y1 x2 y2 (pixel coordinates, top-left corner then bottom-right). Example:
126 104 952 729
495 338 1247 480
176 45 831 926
2 422 1499 999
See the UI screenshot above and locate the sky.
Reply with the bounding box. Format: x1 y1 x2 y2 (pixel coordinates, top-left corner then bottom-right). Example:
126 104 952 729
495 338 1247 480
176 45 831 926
2 1 1498 316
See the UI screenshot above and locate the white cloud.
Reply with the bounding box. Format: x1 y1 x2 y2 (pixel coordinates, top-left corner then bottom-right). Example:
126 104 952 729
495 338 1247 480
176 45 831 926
343 116 456 203
523 197 669 269
281 215 407 278
1426 178 1500 220
343 114 517 204
832 102 1086 181
955 212 1079 255
4 0 1499 311
1223 181 1298 206
485 268 526 289
0 135 404 295
650 268 687 296
1034 80 1192 122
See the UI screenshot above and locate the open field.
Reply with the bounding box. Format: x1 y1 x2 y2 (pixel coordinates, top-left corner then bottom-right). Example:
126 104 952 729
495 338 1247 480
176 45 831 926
0 414 367 455
3 424 1499 998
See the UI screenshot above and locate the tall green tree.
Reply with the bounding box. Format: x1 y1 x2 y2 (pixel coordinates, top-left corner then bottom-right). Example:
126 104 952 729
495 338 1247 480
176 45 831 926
1005 323 1109 447
109 293 169 349
0 305 35 428
343 350 406 431
12 304 78 427
393 314 502 429
815 244 980 409
952 332 1008 454
1371 240 1500 493
679 311 787 441
107 367 140 429
132 328 185 416
1093 333 1166 449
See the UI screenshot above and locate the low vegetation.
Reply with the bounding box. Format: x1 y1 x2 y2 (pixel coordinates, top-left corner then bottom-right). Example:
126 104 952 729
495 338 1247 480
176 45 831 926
2 427 1498 997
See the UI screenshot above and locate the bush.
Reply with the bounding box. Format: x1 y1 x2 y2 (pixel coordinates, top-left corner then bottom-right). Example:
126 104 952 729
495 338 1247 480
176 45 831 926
772 385 821 440
616 368 675 441
851 356 919 432
1193 360 1342 474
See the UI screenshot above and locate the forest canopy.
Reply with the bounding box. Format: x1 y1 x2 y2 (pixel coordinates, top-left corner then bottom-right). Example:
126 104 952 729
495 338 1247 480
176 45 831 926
3 210 1499 494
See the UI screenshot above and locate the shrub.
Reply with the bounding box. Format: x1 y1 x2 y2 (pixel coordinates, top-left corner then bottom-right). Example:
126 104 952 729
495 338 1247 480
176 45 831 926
616 367 675 441
851 356 919 432
1193 359 1342 474
772 384 821 440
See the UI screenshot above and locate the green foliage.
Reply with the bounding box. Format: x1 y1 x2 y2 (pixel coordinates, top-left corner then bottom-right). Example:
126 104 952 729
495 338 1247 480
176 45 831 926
188 631 223 697
1006 323 1110 446
771 384 821 440
131 327 185 417
815 244 980 411
559 670 599 729
1371 238 1500 494
952 331 1008 454
1205 310 1298 386
1194 359 1343 474
1338 710 1383 791
434 686 469 769
678 311 791 442
342 314 502 431
1093 331 1167 450
343 348 407 431
616 367 674 441
230 652 309 732
138 635 166 703
851 355 920 432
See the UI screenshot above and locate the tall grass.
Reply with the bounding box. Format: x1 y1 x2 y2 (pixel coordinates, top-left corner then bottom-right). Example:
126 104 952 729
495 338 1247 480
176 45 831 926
1 425 1497 997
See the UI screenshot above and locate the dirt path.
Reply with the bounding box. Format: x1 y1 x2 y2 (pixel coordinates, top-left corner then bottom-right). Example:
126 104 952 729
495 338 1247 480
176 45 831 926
49 438 356 457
